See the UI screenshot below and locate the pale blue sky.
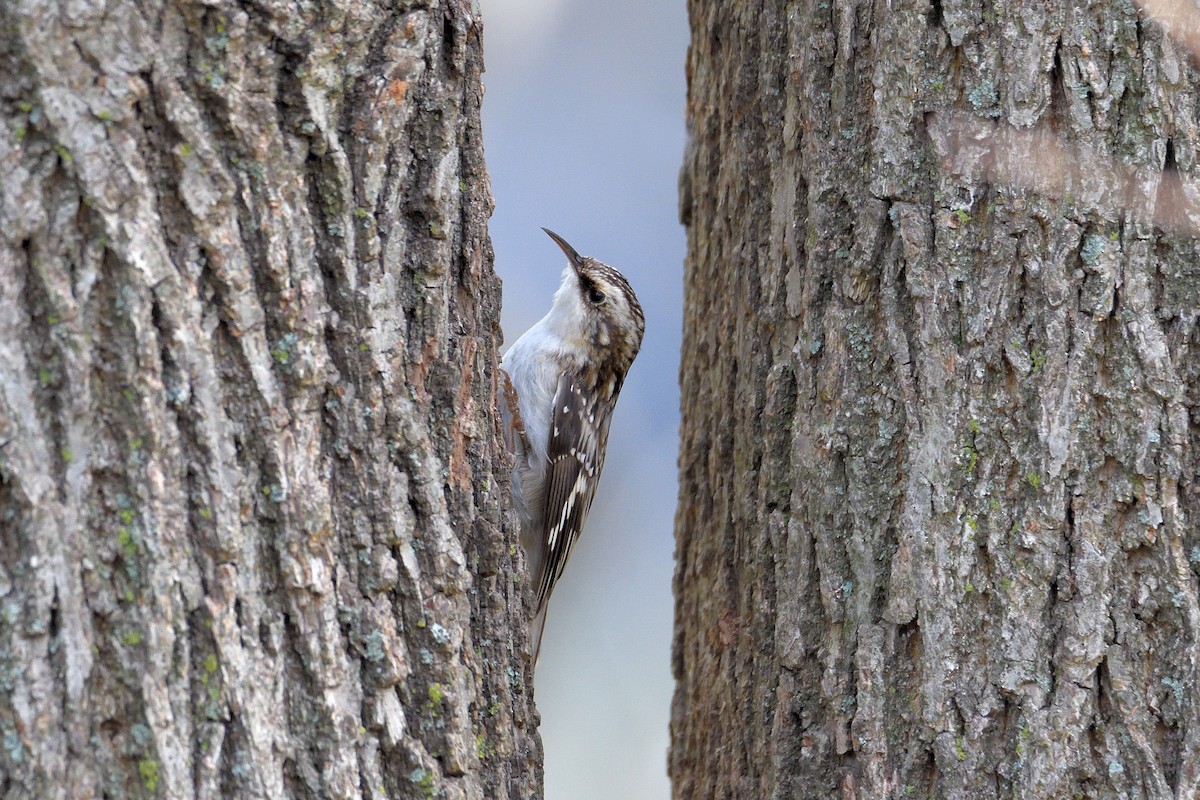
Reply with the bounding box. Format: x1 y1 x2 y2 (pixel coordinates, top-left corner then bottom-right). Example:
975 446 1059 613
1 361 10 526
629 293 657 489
478 1 688 797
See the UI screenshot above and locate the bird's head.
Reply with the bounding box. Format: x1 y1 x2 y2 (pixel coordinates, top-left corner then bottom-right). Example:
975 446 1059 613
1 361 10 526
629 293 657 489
544 228 645 374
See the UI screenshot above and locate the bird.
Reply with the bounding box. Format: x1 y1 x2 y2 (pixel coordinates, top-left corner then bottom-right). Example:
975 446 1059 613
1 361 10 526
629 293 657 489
500 228 645 664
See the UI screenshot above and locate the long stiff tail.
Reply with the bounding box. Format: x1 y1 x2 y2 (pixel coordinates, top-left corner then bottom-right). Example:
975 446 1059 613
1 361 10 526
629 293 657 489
529 605 550 666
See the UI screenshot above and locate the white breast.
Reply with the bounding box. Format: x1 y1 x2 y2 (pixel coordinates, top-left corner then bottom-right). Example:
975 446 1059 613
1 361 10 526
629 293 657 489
501 267 590 532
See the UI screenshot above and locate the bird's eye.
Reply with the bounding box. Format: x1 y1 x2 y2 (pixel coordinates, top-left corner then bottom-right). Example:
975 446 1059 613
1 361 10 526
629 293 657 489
587 286 606 305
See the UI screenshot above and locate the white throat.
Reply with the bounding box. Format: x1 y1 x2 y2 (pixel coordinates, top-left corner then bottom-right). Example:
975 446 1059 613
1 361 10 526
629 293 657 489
539 266 590 352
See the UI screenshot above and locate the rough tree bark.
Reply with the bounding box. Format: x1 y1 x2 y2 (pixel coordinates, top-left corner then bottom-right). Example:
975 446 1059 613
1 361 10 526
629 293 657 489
0 1 540 798
674 0 1200 798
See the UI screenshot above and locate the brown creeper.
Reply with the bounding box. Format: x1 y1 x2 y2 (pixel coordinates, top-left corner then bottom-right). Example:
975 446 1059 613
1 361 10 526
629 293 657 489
501 229 645 663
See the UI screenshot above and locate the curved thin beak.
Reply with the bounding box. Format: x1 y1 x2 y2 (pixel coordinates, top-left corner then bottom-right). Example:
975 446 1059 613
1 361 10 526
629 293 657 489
542 227 585 272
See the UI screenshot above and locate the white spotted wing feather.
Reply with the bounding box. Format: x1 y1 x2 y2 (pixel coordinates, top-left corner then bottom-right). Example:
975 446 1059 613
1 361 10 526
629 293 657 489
536 373 605 613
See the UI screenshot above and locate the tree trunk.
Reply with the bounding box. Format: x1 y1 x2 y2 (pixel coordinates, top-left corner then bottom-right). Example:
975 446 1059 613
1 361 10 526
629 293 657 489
0 1 540 798
674 1 1200 798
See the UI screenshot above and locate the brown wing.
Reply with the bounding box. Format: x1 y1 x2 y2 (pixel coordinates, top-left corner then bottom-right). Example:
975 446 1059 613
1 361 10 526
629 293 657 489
534 372 605 614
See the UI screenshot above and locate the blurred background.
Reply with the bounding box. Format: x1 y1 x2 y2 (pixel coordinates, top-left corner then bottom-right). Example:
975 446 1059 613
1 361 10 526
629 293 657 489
476 1 687 797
